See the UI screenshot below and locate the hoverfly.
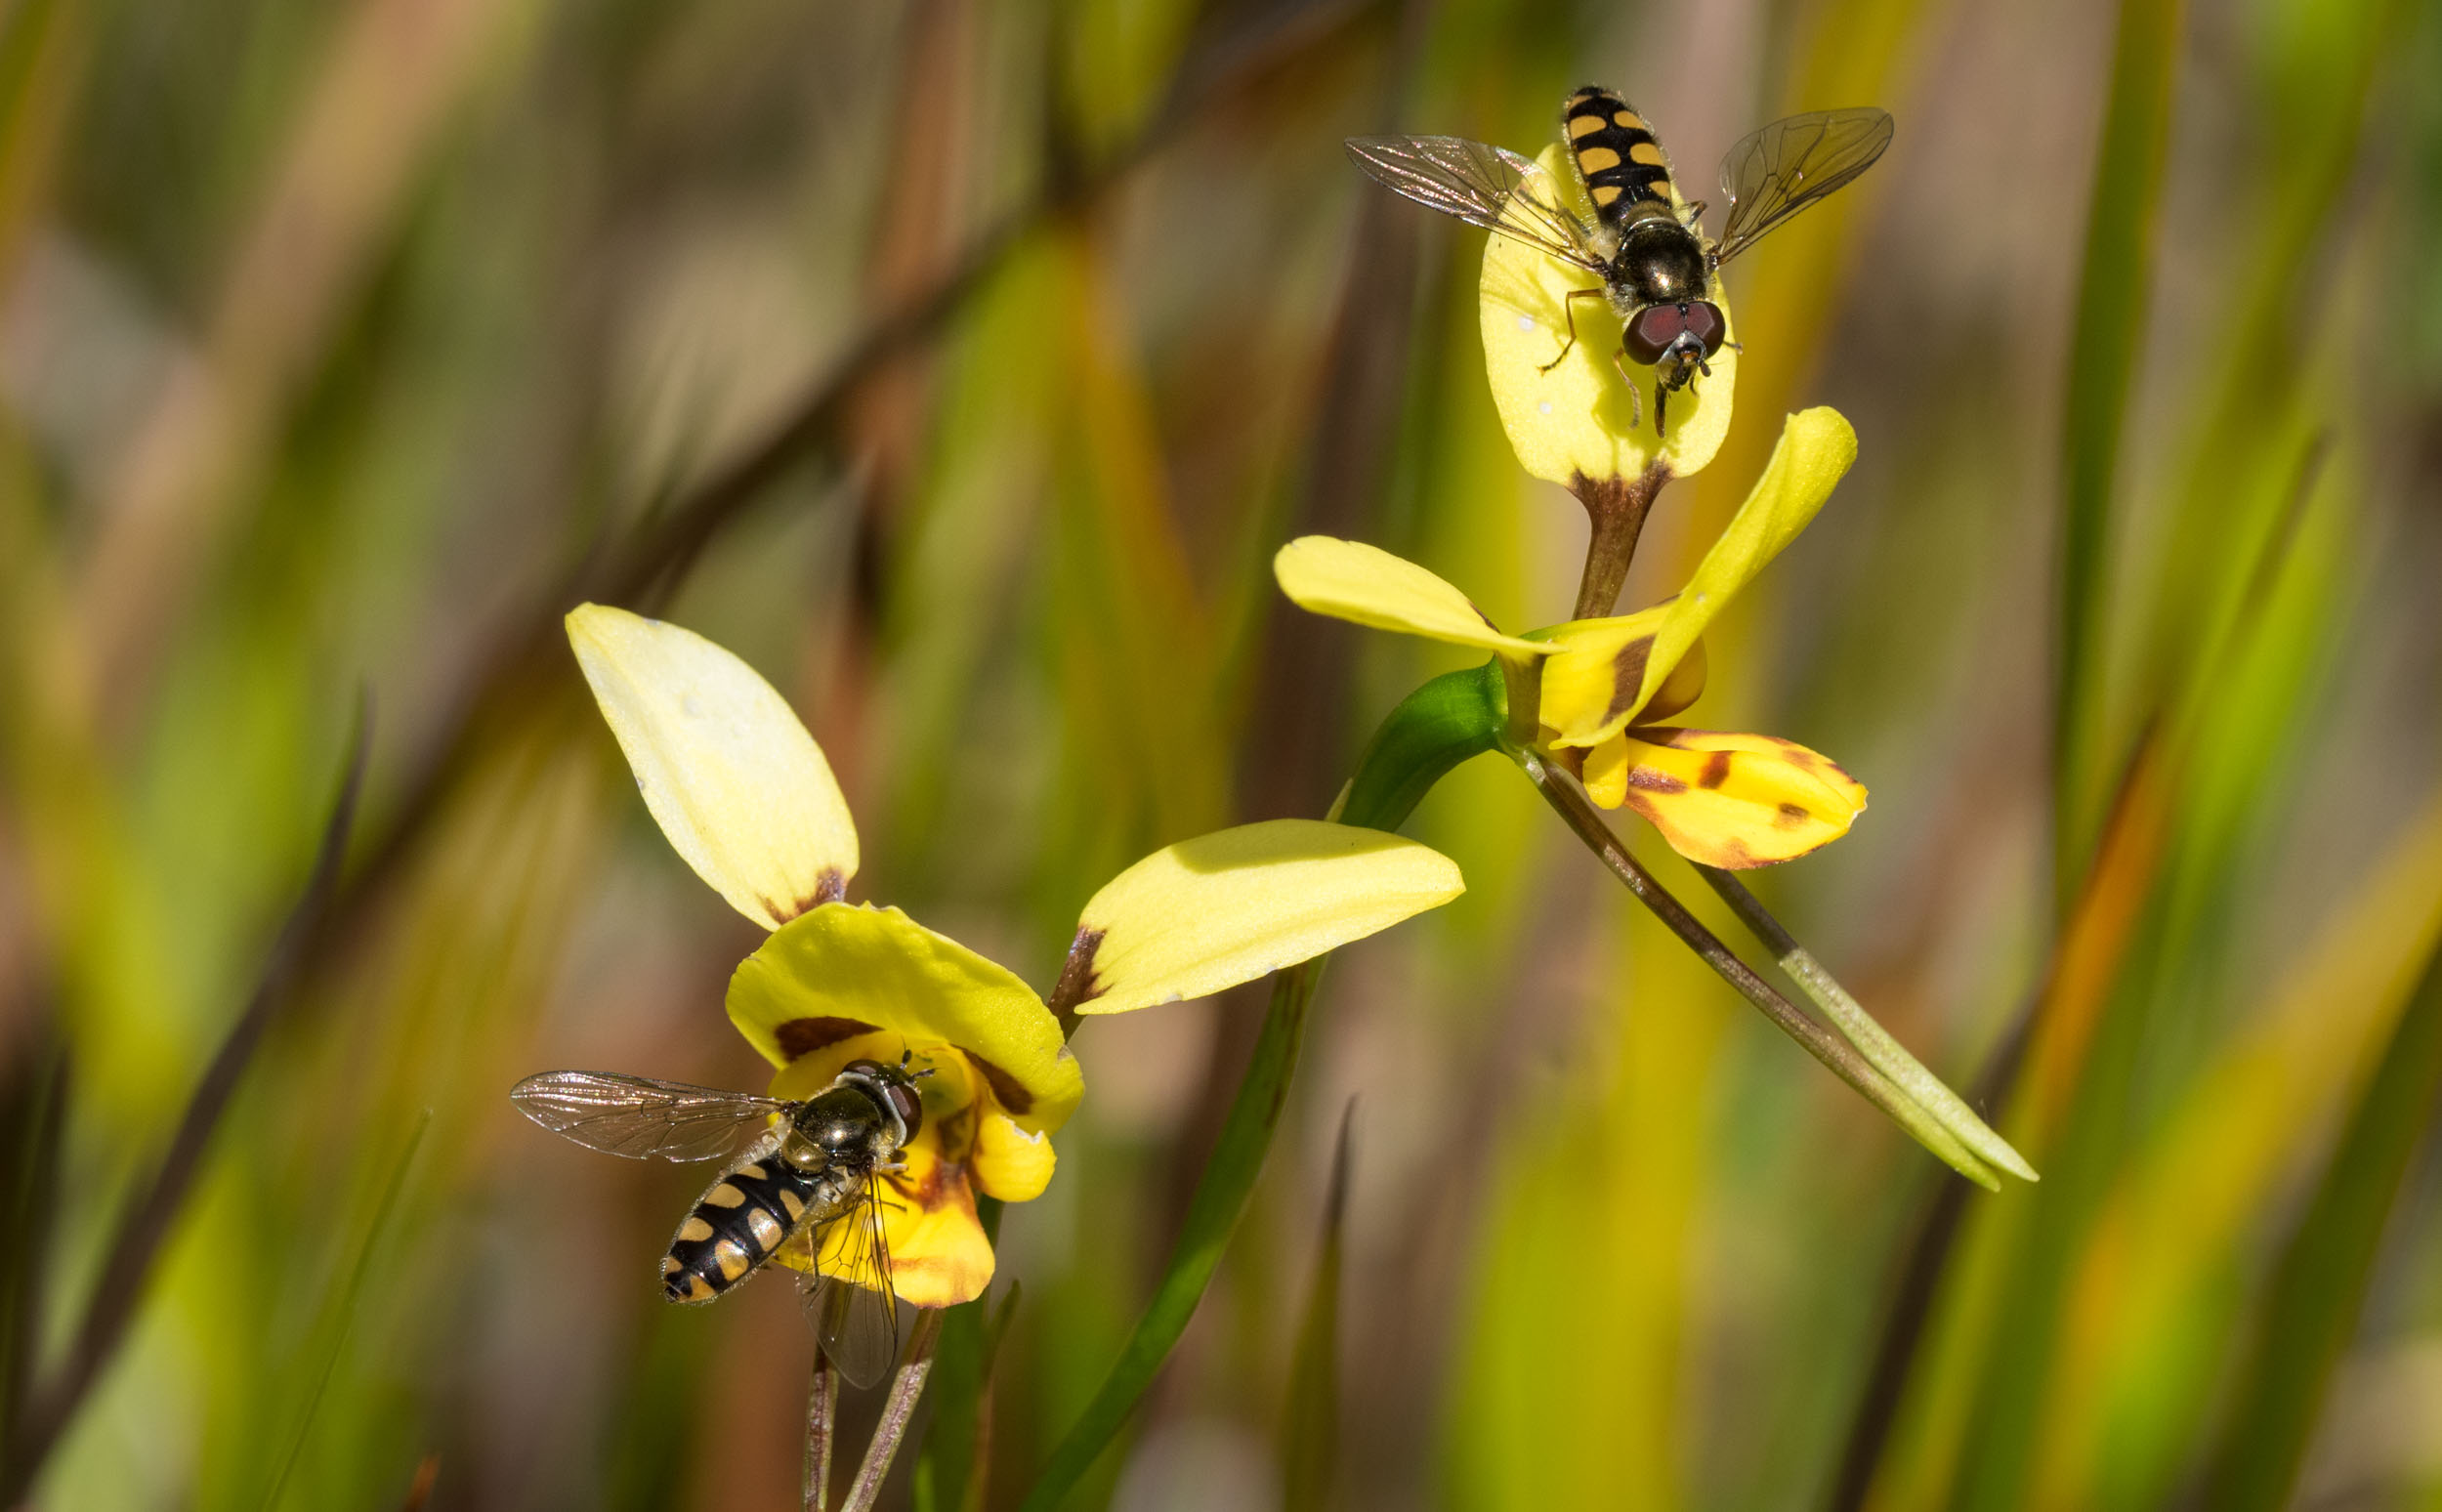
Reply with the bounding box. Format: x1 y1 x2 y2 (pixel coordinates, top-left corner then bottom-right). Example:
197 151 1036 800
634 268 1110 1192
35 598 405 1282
1347 86 1894 434
510 1055 929 1388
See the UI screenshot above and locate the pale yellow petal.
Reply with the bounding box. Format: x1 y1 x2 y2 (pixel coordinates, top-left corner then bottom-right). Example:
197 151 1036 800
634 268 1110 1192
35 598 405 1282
1480 145 1737 483
1582 727 1867 867
1273 536 1553 657
731 903 1082 1134
568 604 858 930
1621 408 1858 723
1071 819 1464 1015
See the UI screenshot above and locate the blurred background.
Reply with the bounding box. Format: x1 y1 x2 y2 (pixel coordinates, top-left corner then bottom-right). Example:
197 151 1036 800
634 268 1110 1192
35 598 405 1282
1 0 2437 1506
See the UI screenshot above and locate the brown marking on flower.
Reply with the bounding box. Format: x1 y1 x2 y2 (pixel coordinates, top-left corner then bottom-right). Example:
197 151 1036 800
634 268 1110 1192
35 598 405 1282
765 867 847 925
962 1049 1034 1116
1625 766 1687 795
1698 751 1733 789
1776 802 1812 827
1605 636 1656 722
1048 929 1105 1017
774 1015 881 1061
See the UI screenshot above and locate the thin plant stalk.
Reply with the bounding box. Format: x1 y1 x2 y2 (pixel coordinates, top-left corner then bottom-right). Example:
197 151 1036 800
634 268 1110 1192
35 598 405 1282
839 1309 945 1512
1694 864 2036 1182
1515 748 2001 1189
804 1357 838 1512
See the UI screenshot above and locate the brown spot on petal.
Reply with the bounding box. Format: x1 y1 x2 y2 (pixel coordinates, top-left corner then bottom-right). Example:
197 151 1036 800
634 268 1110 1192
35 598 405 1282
765 868 848 926
1605 636 1656 723
1048 929 1105 1017
1625 766 1687 795
775 1016 882 1061
962 1049 1034 1116
1698 751 1733 789
1777 803 1812 826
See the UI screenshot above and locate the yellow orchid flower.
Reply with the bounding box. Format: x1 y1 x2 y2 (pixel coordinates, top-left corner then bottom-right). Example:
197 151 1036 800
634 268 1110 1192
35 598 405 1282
1274 407 1864 869
567 605 1463 1309
1479 145 1737 483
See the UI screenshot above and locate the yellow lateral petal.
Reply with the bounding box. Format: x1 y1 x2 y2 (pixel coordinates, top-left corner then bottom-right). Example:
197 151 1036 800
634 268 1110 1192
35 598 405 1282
1621 409 1858 723
1581 727 1867 867
972 1109 1058 1201
1535 607 1707 748
1072 819 1465 1015
1273 536 1554 657
730 903 1082 1134
1480 145 1737 483
568 604 858 930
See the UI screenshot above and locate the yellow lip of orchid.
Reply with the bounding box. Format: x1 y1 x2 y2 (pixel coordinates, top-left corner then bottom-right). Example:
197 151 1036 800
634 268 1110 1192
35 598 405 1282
1270 407 1868 865
568 606 1471 1308
1479 144 1738 484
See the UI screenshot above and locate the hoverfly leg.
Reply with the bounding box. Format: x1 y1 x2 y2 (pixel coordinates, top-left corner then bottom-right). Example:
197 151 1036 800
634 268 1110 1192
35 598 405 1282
1653 380 1668 438
1681 199 1706 227
1609 347 1642 429
1539 287 1608 373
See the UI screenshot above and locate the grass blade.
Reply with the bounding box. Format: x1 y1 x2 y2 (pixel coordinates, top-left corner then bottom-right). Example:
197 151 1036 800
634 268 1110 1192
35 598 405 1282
1280 1100 1356 1512
2188 933 2442 1508
260 1111 430 1510
2053 0 2189 911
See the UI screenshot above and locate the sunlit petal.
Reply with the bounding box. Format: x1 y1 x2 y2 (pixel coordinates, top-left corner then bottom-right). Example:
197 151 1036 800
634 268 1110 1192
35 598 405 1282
1273 536 1554 657
1480 146 1736 483
1579 727 1867 867
731 903 1082 1134
1618 408 1858 724
1535 606 1707 748
568 604 858 930
1071 819 1464 1015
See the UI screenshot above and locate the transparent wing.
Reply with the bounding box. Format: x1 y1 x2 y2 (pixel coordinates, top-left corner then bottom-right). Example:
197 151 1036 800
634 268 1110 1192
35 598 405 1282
509 1071 789 1162
797 1172 901 1389
1344 135 1609 273
1712 108 1894 267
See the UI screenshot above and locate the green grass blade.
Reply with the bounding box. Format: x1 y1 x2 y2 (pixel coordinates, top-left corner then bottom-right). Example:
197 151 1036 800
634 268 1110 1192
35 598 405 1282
2053 0 2189 914
2190 935 2442 1509
1279 1101 1355 1512
259 1112 430 1510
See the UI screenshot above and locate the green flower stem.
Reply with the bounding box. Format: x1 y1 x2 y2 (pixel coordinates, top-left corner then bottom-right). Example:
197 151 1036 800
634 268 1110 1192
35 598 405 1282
839 1308 943 1512
1517 749 2002 1190
1693 864 2038 1183
804 1357 837 1511
1024 672 1500 1508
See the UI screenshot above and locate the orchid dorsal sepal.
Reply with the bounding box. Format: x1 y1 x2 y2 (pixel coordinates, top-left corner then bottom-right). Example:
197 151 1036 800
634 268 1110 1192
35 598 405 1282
1272 536 1555 662
568 603 859 931
1618 407 1858 727
1480 145 1737 483
1066 819 1464 1016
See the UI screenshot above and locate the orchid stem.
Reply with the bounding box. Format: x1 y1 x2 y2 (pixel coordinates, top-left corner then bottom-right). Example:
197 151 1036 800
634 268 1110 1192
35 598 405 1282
1515 749 2001 1189
1570 460 1671 620
1692 864 2037 1182
839 1309 945 1512
804 1355 838 1512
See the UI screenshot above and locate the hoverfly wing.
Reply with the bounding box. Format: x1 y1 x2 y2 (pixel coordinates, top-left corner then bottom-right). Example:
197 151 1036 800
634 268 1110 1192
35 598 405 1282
1344 135 1610 273
509 1070 790 1162
797 1172 902 1389
1711 108 1894 268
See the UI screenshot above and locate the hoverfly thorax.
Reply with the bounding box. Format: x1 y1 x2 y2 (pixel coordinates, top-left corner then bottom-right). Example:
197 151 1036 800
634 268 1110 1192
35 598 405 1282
833 1057 925 1147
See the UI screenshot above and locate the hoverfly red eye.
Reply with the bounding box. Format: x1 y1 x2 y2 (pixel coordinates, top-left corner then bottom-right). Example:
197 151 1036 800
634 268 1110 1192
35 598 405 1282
884 1081 924 1141
1681 301 1725 353
1624 304 1684 367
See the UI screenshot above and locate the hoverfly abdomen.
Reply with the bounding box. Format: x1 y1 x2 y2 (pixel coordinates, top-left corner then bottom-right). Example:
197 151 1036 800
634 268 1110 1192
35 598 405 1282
662 1152 824 1304
1562 86 1674 226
